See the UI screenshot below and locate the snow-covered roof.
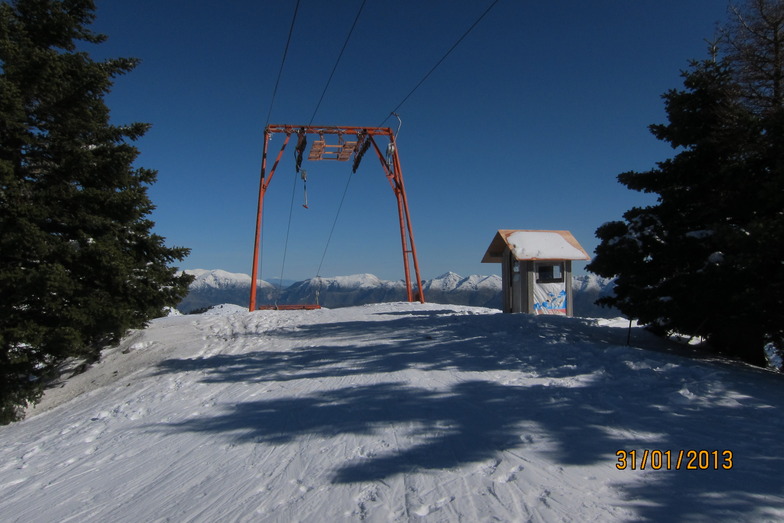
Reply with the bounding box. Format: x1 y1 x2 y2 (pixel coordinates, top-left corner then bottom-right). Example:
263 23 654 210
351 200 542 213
481 230 590 263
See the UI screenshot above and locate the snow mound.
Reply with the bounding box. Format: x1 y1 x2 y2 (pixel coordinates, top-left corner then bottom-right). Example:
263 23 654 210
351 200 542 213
199 303 249 316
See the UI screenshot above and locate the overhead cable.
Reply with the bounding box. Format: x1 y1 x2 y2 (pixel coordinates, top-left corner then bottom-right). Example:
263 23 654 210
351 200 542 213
379 0 500 126
309 0 367 125
315 170 354 279
265 0 301 127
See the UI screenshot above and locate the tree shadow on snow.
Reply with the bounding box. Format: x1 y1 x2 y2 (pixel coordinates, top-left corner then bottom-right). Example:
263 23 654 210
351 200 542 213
151 311 784 521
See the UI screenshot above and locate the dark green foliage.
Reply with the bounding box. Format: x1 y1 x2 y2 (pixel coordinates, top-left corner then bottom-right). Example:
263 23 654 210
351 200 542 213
0 0 193 423
589 49 784 368
590 0 784 370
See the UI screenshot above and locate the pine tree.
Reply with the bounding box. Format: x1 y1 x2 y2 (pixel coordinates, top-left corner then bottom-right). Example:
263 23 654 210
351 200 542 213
722 0 784 365
588 60 771 366
0 0 193 423
589 2 784 370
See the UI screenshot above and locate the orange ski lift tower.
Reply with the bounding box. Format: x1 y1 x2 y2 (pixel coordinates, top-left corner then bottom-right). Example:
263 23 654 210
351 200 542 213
249 124 426 311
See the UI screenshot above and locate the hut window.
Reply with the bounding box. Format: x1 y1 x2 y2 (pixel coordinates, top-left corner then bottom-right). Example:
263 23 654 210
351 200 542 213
536 262 564 283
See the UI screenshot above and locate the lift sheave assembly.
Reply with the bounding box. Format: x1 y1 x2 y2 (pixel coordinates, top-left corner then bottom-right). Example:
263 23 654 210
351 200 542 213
249 124 425 311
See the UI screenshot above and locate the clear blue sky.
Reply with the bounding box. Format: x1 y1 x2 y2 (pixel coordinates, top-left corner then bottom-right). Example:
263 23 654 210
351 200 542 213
89 0 730 282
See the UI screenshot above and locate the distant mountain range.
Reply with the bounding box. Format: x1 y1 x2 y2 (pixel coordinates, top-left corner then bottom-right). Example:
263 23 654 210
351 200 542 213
178 269 619 318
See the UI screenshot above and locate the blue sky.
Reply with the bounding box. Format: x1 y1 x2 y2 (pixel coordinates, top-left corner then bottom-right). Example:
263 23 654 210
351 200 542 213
89 0 730 282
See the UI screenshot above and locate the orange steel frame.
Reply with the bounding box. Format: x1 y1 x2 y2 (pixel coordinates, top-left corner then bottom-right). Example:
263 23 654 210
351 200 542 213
249 124 426 311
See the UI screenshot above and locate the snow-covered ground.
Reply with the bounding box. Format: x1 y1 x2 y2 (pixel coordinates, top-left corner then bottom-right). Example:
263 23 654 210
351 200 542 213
2 303 783 522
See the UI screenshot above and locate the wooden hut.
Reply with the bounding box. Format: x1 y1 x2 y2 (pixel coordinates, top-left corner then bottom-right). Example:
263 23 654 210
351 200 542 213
482 230 590 315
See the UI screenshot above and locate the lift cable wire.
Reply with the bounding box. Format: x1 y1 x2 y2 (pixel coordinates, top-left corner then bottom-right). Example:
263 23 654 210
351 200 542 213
308 0 367 125
303 0 367 302
275 0 365 298
265 0 299 300
310 168 354 306
379 0 500 126
265 0 301 127
268 0 496 304
258 1 300 299
275 166 301 305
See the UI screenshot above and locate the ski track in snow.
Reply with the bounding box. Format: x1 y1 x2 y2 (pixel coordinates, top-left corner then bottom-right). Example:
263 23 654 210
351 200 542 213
1 302 784 522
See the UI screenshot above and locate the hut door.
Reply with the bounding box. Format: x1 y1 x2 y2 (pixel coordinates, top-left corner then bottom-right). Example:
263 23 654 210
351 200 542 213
532 262 567 315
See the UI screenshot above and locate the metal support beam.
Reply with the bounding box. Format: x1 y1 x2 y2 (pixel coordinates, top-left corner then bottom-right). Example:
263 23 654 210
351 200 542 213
249 131 292 311
248 124 425 310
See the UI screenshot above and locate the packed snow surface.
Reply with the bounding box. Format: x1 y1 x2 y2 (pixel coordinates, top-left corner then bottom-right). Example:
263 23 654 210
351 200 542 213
2 303 783 522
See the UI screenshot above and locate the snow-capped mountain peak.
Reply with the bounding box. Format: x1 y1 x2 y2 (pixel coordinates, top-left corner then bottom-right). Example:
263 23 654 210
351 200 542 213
176 269 616 317
427 271 464 289
186 269 253 289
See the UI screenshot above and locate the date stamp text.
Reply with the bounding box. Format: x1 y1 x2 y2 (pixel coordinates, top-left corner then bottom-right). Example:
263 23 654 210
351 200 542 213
616 450 733 470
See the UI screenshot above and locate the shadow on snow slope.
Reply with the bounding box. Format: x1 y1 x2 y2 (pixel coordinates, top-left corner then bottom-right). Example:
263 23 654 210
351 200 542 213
151 309 784 521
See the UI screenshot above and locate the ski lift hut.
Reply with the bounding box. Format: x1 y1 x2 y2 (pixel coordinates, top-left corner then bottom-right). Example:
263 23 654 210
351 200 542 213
482 230 590 315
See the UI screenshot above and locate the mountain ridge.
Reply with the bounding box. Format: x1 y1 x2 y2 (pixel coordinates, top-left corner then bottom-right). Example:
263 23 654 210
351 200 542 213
178 269 618 317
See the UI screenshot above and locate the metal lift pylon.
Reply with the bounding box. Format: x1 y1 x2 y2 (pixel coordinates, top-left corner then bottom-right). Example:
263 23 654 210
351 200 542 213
249 124 426 311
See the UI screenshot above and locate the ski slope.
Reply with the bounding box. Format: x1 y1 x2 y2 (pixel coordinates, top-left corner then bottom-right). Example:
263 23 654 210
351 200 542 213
1 303 783 522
